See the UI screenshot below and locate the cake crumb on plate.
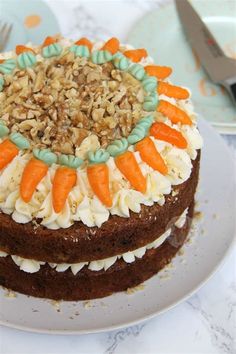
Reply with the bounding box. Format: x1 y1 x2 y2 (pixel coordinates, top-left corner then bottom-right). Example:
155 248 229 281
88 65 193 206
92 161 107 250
83 300 93 309
4 289 16 298
126 283 145 294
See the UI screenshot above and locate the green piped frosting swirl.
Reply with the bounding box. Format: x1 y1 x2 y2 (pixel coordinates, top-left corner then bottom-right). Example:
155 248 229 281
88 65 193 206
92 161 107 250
88 149 110 164
128 64 146 81
113 52 130 70
143 92 159 111
10 132 30 150
58 154 83 169
138 115 154 131
0 76 4 92
128 116 154 144
106 138 128 157
33 148 57 166
0 119 9 137
91 50 113 64
17 52 36 69
142 76 157 93
69 45 90 58
42 43 63 58
0 59 16 75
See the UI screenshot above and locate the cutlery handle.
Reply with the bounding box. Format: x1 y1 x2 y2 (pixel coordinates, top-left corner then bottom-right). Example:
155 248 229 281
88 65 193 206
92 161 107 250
222 78 236 106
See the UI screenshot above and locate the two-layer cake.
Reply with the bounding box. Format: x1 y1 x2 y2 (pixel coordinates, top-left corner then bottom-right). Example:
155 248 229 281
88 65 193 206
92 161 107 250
0 37 202 300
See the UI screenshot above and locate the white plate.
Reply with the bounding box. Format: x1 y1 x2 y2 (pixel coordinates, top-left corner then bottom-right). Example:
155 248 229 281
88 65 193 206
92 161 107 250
0 118 235 334
127 0 236 134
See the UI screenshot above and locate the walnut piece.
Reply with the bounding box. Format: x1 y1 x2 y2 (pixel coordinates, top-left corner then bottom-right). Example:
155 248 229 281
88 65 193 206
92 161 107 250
0 53 153 154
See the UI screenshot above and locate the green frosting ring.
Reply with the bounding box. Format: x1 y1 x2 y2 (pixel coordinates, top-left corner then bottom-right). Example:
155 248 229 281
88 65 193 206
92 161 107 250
138 116 155 132
33 148 57 166
142 76 157 93
10 132 30 150
143 92 159 111
91 50 113 64
58 154 83 169
128 125 146 144
88 149 110 164
106 138 128 157
69 45 90 58
0 119 9 137
17 52 36 69
129 64 146 81
0 59 16 75
113 52 130 70
42 43 63 58
127 115 154 144
0 76 4 92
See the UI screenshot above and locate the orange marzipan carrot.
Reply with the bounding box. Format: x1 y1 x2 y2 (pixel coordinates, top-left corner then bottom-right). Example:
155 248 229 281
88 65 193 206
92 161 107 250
115 151 147 193
145 65 172 79
20 158 49 203
124 49 148 63
157 81 190 99
42 36 56 47
135 137 168 175
157 100 192 125
0 140 19 171
87 163 112 207
75 37 93 51
0 59 5 64
150 122 187 149
15 45 35 55
52 167 77 213
102 37 120 54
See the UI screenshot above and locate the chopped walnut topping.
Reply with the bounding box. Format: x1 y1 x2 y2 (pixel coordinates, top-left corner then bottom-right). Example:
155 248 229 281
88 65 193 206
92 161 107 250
0 52 155 153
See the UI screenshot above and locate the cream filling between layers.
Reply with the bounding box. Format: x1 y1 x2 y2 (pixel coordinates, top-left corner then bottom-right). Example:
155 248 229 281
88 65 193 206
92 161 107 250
0 209 188 274
0 40 203 229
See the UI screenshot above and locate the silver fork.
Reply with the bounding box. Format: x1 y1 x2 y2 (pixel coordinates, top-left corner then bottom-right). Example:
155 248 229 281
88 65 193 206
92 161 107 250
0 21 13 52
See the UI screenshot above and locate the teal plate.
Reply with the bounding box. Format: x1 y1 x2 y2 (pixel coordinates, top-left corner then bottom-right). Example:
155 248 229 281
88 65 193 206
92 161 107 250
0 0 60 51
127 0 236 134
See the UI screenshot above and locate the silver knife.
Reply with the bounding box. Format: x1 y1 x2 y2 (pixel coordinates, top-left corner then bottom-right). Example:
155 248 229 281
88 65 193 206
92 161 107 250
175 0 236 106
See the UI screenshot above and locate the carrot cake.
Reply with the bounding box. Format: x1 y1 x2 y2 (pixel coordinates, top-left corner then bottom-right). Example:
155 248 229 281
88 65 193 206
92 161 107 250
0 36 203 300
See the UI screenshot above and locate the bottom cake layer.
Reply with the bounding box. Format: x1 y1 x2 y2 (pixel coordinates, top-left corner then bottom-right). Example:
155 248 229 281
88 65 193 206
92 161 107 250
0 202 194 301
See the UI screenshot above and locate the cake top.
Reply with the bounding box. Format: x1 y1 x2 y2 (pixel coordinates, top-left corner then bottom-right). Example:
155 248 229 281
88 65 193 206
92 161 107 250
0 36 203 229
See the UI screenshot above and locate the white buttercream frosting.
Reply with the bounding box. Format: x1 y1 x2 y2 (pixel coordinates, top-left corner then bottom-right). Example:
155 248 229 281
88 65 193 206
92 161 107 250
0 40 203 229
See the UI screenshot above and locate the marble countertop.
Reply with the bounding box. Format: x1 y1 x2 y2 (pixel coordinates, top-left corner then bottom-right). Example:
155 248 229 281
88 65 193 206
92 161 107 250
1 1 235 353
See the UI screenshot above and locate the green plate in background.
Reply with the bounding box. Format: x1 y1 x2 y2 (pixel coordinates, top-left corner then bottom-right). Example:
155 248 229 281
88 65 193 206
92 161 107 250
127 0 236 134
0 0 60 51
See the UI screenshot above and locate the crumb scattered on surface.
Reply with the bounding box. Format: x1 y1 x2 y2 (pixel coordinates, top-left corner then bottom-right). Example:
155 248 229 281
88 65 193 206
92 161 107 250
4 290 17 298
126 283 145 294
83 300 93 309
186 238 193 245
212 213 218 219
178 248 184 256
50 300 61 312
200 228 205 235
193 211 203 221
159 273 171 280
